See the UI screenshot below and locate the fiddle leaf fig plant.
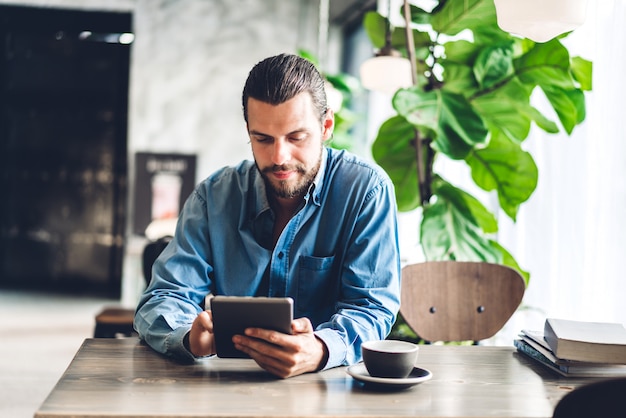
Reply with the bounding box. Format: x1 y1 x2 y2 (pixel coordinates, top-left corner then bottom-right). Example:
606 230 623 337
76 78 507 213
365 0 592 283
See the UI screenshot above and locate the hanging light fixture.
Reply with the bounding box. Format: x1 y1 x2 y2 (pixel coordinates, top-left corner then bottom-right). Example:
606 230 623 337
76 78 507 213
494 0 589 43
360 47 413 95
359 0 412 95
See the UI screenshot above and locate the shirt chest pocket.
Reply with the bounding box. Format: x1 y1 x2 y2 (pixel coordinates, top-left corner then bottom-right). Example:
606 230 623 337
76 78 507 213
296 254 337 326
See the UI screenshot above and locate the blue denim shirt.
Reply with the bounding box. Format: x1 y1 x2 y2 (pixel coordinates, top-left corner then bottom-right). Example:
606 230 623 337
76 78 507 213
134 147 401 369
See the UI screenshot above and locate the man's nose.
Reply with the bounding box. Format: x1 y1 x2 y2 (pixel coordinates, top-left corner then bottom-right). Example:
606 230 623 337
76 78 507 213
271 140 291 166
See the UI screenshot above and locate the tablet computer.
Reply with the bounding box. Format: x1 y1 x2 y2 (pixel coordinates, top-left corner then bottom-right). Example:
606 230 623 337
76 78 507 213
210 296 294 358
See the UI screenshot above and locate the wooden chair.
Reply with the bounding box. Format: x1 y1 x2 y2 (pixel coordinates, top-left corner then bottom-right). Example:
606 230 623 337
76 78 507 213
93 236 172 338
552 377 626 418
400 261 525 343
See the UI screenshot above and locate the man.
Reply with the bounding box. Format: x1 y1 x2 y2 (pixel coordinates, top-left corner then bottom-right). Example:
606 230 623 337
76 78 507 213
134 53 401 378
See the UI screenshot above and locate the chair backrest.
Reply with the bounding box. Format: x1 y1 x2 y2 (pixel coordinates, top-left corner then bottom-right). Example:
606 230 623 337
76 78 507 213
553 377 626 418
400 261 525 342
142 236 172 285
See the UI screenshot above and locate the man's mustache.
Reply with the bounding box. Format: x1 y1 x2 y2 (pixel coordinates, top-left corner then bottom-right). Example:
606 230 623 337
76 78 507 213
263 164 305 174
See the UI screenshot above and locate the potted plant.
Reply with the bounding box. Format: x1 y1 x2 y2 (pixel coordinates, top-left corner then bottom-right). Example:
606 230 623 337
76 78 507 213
362 0 592 341
364 0 591 278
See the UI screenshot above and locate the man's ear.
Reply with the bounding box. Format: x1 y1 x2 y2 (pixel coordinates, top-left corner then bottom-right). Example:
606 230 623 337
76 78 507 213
322 109 335 142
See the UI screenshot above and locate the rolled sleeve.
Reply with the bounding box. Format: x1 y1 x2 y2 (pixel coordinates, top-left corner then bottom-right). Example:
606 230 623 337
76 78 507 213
314 327 348 370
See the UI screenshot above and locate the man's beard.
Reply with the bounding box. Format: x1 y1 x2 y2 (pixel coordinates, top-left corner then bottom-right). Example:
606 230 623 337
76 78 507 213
258 155 321 199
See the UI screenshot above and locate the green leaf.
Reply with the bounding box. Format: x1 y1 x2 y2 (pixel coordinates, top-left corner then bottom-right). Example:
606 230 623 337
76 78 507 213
393 88 439 131
392 27 432 52
471 74 559 136
409 4 432 25
390 26 410 49
489 240 530 286
371 116 421 211
473 43 515 89
471 78 538 141
297 49 318 66
363 11 387 49
466 132 538 220
472 19 512 45
441 62 479 96
522 104 560 134
571 56 593 91
439 40 481 95
437 92 489 156
541 86 586 134
569 88 587 124
444 40 482 65
394 89 488 160
515 39 575 90
421 180 501 262
461 190 498 234
325 73 361 95
431 0 496 37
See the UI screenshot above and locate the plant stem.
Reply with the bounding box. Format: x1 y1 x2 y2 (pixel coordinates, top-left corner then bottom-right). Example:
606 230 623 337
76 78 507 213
403 0 417 86
403 0 428 205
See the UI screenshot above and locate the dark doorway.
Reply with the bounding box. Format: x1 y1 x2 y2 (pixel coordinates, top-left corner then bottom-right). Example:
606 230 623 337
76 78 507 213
0 5 131 297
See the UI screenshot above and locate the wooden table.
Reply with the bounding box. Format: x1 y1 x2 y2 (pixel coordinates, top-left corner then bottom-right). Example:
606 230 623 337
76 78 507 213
35 338 598 418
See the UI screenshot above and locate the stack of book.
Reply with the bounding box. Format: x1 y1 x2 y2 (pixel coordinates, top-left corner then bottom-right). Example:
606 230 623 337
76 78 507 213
514 318 626 377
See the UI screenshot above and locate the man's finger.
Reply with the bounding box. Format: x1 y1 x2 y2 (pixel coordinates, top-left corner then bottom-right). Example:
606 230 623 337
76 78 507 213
291 317 313 334
197 310 214 332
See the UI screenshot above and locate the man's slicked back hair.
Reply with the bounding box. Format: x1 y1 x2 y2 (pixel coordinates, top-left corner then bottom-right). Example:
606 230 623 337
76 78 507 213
242 53 328 124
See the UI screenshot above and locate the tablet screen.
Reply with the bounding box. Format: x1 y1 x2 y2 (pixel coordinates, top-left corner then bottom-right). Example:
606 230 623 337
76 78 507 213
210 296 294 358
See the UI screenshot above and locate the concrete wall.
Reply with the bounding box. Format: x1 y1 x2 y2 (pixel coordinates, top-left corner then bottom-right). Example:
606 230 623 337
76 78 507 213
0 0 326 303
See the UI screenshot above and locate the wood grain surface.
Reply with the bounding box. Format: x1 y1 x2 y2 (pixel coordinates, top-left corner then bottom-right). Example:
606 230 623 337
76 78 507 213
35 338 596 418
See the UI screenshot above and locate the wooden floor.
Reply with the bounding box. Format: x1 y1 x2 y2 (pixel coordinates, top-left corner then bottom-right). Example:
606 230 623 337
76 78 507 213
0 290 116 418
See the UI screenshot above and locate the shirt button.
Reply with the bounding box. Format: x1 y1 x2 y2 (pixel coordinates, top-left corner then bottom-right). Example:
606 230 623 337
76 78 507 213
277 252 284 259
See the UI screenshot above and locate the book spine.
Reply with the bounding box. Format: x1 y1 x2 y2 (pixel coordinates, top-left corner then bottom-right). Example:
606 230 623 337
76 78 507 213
543 319 559 355
514 339 567 374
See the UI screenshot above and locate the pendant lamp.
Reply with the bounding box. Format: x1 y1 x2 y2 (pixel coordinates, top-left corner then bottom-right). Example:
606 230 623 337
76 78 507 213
494 0 589 43
359 1 412 95
360 47 412 95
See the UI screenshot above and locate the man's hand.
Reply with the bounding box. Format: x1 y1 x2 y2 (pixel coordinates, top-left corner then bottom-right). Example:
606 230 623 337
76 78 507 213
232 317 328 378
187 310 216 357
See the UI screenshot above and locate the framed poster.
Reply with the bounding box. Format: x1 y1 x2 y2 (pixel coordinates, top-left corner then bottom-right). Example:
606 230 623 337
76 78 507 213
133 152 196 235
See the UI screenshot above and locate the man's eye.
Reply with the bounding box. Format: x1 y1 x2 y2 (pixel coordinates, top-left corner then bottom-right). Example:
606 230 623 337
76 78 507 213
254 137 272 143
290 136 306 142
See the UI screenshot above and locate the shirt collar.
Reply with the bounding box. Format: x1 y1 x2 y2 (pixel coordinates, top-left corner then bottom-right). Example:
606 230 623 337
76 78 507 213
252 170 271 220
308 146 327 206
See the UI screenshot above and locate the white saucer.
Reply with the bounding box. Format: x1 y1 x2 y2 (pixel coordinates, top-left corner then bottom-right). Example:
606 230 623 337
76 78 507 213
346 363 432 389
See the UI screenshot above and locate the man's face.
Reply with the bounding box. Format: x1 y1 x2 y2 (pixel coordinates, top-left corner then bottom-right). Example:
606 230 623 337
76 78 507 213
247 92 334 200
